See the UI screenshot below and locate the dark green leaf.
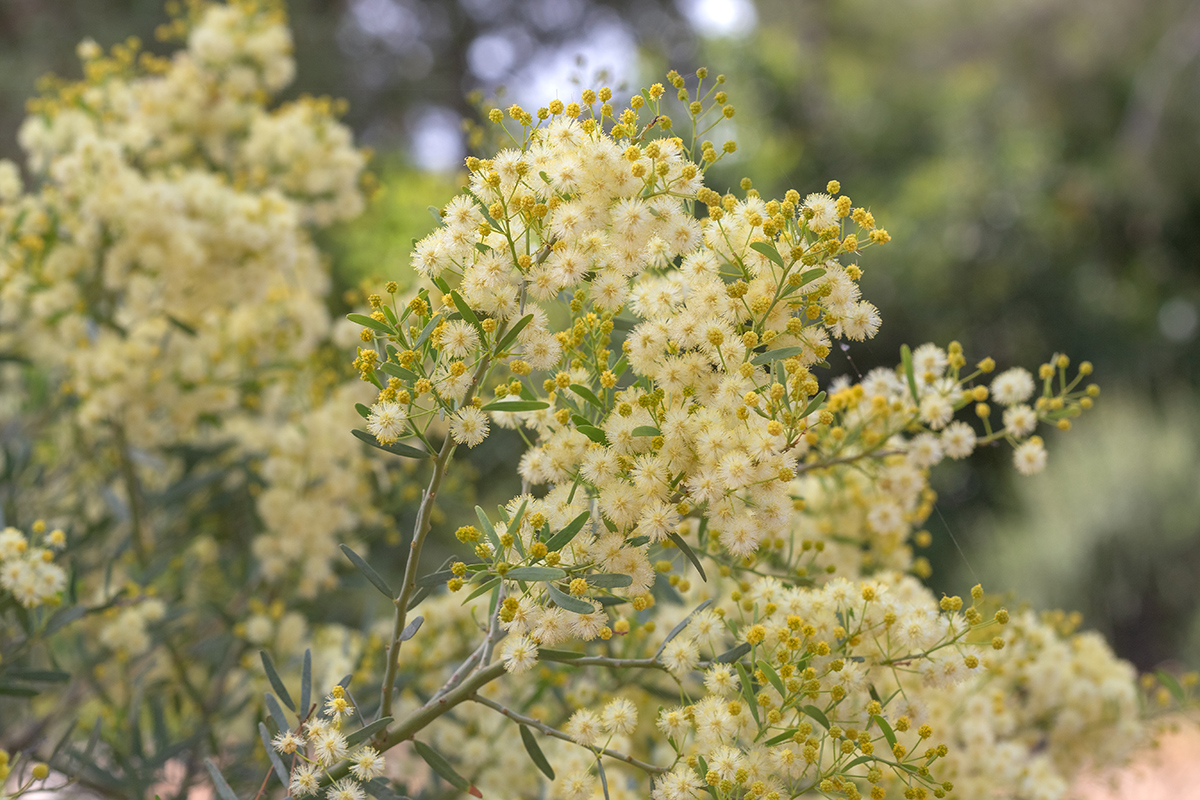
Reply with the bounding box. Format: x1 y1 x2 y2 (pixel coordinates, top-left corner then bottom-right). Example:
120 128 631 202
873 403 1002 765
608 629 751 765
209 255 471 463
476 506 499 550
804 704 831 730
449 290 482 331
259 722 289 785
736 662 761 725
495 314 534 353
666 532 708 582
799 391 827 419
340 544 395 598
537 648 585 660
545 581 595 614
1157 670 1186 704
505 567 567 581
355 403 371 419
6 669 70 683
758 659 786 698
507 499 528 536
901 344 919 403
348 313 392 334
264 693 290 732
586 573 632 588
597 760 610 800
576 425 608 444
351 429 430 460
416 569 455 587
464 576 501 603
413 740 471 792
364 777 409 800
0 684 38 697
401 616 424 641
872 714 897 747
715 642 751 664
569 384 603 409
381 362 420 382
632 425 661 437
481 400 550 412
204 759 240 800
842 755 877 771
415 314 442 348
300 649 312 716
749 241 785 268
544 510 591 552
259 651 295 712
519 726 555 780
750 346 806 366
347 717 393 748
765 728 798 745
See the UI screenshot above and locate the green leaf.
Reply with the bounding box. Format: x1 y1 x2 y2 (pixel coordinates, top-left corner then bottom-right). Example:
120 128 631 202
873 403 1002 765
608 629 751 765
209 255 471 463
586 573 632 588
382 305 399 325
507 498 529 537
797 267 825 286
656 599 713 658
544 510 591 552
401 616 424 641
576 424 608 444
519 725 556 780
474 242 491 254
413 740 475 794
6 669 70 683
204 758 240 800
749 241 785 268
872 714 897 747
495 314 534 353
750 346 806 366
901 344 919 403
481 399 550 412
735 662 761 725
416 569 455 587
340 544 395 598
666 532 708 582
449 290 482 330
347 717 393 748
505 566 567 581
632 425 661 437
1157 670 1186 704
537 648 585 661
415 314 442 348
0 684 38 697
264 693 290 732
300 649 312 716
758 659 786 698
351 429 430 460
380 362 420 382
428 205 444 224
545 581 595 614
259 651 295 712
764 728 798 746
799 391 827 419
714 642 751 664
355 403 371 419
841 755 877 771
364 777 408 800
803 704 831 730
348 313 392 334
259 722 290 785
476 506 499 550
465 576 501 603
597 759 610 800
569 384 604 409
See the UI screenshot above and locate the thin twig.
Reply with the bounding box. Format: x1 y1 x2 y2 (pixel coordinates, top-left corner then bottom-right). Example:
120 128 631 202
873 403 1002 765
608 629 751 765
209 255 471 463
471 694 668 776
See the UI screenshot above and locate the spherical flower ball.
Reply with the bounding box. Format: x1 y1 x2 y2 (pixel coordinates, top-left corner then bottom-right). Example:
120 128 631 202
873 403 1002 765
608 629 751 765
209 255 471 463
991 367 1035 406
450 406 490 447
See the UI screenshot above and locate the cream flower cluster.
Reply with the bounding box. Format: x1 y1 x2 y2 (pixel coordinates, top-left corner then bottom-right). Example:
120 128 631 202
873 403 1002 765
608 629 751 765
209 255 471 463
0 522 67 609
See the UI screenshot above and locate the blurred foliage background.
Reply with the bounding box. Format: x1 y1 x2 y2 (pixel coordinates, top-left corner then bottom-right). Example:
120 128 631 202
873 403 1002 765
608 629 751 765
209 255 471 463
4 0 1198 671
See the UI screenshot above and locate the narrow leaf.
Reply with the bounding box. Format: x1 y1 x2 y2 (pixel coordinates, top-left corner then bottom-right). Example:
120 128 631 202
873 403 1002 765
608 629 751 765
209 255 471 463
537 648 585 660
351 429 430 460
799 391 827 419
413 739 471 792
586 573 632 588
348 313 392 334
666 532 708 582
464 576 501 603
416 569 455 587
6 669 70 683
476 506 499 549
757 659 786 698
401 616 424 641
519 726 556 780
1157 670 1186 704
340 544 395 598
544 582 595 614
259 722 289 784
749 241 785 268
901 344 919 403
264 693 290 732
872 714 897 747
495 314 534 353
715 642 751 664
735 662 761 725
355 403 371 419
364 777 408 800
569 384 603 409
0 684 38 697
481 400 549 412
750 346 806 366
632 426 661 437
804 704 831 730
380 362 420 382
449 290 481 329
505 566 567 581
544 510 591 552
300 649 312 716
576 425 608 444
347 717 393 748
260 651 295 712
204 759 240 800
